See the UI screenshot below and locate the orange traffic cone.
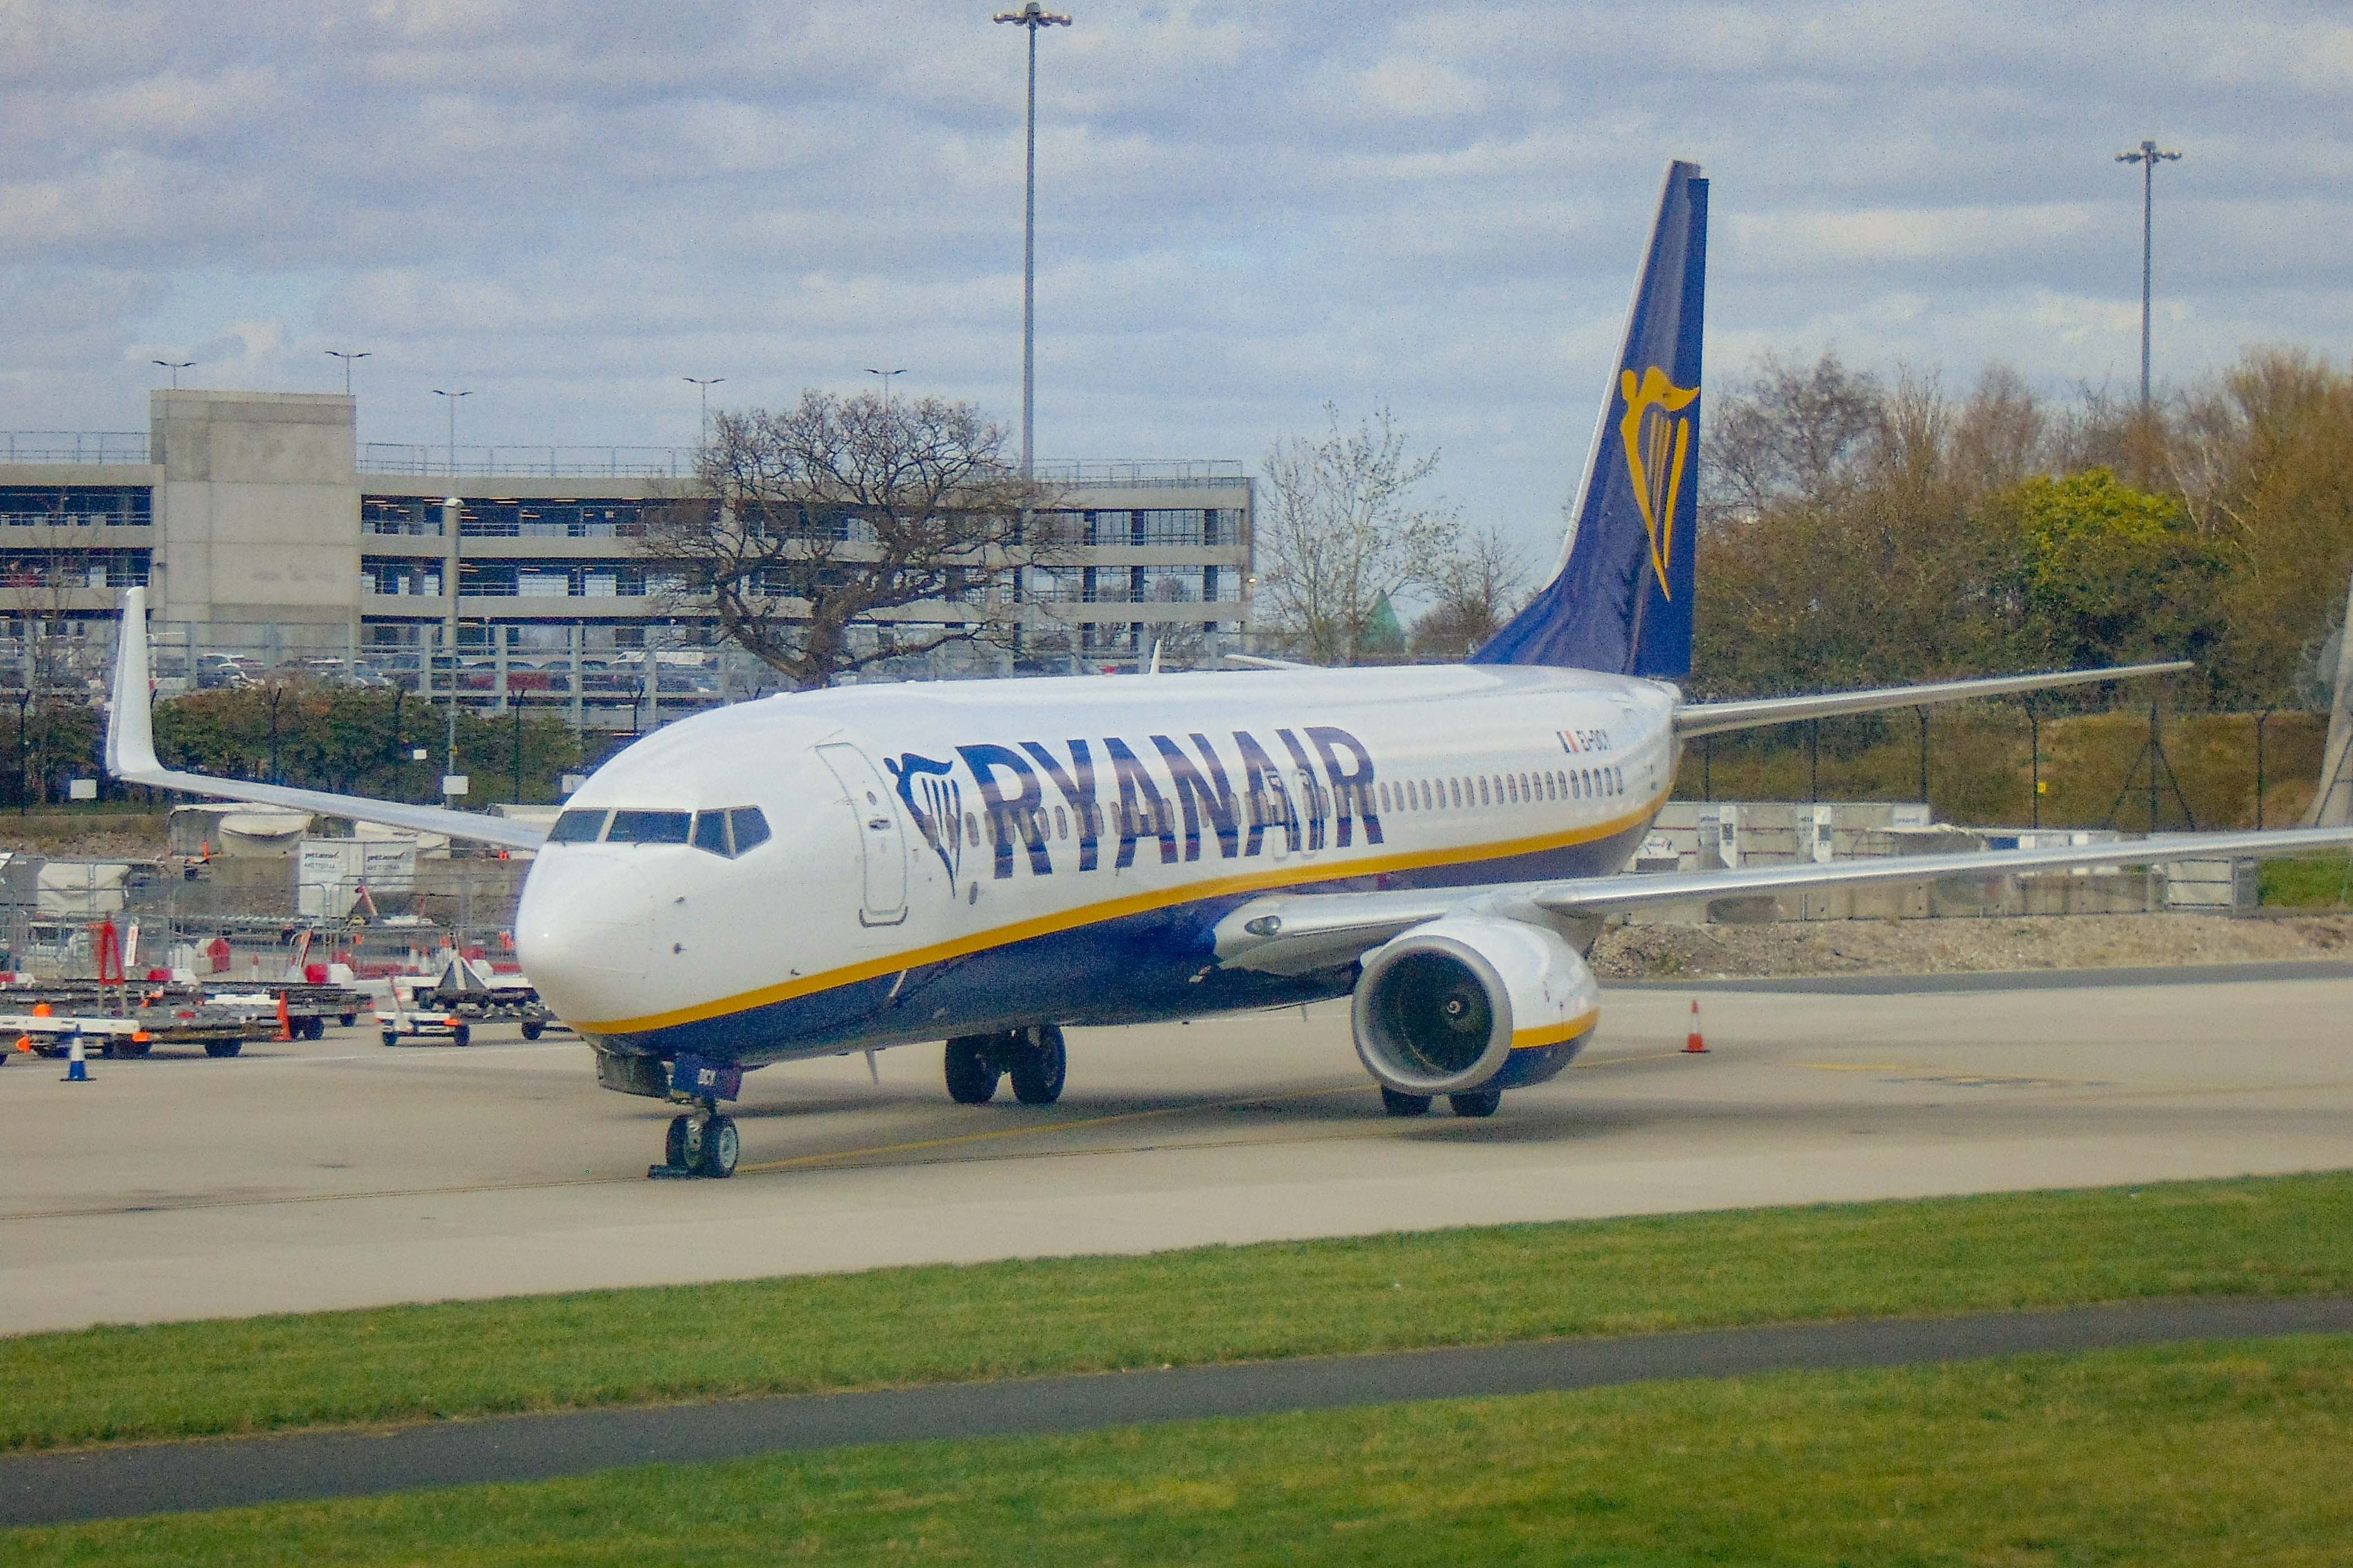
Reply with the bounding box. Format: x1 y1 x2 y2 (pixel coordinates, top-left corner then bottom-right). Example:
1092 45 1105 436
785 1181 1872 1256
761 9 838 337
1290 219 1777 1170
275 993 294 1042
1684 999 1708 1054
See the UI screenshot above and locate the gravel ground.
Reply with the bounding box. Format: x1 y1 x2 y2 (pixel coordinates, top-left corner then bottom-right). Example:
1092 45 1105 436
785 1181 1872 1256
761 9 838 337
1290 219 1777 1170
1590 913 2353 981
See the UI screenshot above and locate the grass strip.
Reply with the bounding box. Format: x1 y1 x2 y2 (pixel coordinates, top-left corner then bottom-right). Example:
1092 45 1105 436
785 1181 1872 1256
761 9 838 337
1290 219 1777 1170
7 1336 2351 1565
5 1170 2351 1456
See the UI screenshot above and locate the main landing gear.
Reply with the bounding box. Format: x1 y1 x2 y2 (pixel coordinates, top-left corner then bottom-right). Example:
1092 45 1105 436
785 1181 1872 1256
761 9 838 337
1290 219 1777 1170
652 1100 739 1179
1379 1085 1503 1118
944 1024 1067 1107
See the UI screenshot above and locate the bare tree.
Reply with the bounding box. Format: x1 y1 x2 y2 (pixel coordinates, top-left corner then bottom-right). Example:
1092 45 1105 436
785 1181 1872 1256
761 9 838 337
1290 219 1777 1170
639 391 1059 690
3 543 107 805
1703 351 1883 522
1410 522 1532 660
1256 403 1460 665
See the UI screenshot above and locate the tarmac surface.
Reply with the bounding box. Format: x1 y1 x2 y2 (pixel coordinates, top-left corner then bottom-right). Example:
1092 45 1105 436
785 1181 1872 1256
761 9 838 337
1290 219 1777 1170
7 1294 2348 1527
3 963 2351 1335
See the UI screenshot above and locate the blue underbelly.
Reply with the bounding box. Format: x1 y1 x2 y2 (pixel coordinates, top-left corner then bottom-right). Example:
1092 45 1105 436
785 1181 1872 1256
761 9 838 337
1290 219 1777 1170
601 815 1648 1067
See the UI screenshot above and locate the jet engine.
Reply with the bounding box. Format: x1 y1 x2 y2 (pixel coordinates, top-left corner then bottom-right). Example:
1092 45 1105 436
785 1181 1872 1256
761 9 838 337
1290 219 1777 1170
1350 915 1600 1096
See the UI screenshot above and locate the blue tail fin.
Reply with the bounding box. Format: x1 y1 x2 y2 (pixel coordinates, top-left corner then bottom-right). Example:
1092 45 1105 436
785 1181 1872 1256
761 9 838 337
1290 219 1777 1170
1471 161 1707 679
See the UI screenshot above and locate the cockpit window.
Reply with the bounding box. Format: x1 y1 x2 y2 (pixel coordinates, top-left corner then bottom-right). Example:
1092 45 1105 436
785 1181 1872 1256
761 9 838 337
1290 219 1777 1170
728 806 771 855
605 809 692 845
547 809 608 844
692 811 730 856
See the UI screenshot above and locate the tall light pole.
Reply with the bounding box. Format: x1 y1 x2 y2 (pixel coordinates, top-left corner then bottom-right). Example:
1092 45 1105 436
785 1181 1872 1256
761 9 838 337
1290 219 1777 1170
325 349 370 396
2115 139 2183 408
865 367 906 410
994 2 1071 478
152 360 194 389
683 376 725 443
432 388 472 477
442 496 462 792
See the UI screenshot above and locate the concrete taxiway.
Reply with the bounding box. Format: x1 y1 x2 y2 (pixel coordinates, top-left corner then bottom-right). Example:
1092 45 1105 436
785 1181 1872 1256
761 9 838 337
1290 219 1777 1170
3 966 2350 1335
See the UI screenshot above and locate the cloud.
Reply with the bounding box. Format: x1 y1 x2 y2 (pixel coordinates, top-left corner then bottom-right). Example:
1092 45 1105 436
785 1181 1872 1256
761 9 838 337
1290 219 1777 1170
0 0 2345 562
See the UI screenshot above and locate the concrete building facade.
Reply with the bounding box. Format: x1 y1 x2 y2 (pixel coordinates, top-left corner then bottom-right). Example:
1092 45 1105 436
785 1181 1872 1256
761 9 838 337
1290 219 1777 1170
0 389 1254 717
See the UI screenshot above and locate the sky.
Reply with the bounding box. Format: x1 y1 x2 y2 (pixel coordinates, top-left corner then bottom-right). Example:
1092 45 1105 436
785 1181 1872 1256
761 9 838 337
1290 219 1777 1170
3 0 2348 567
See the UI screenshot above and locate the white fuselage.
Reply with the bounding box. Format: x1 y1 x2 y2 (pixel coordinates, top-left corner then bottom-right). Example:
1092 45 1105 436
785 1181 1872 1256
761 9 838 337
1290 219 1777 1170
515 663 1680 1064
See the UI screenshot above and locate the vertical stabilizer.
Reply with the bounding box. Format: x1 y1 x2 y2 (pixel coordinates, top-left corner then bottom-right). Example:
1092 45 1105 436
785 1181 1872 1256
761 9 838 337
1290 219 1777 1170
1471 160 1707 678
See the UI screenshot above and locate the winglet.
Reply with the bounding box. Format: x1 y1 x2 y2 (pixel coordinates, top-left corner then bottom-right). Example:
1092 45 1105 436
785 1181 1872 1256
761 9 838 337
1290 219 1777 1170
106 586 162 779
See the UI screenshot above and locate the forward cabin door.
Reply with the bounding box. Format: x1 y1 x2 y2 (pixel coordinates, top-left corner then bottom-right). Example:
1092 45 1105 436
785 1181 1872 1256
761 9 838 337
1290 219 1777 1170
816 743 909 927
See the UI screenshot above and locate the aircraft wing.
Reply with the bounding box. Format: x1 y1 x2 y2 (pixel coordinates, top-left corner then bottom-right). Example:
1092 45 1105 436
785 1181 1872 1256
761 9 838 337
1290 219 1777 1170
1675 661 2192 739
104 589 550 852
1211 824 2353 976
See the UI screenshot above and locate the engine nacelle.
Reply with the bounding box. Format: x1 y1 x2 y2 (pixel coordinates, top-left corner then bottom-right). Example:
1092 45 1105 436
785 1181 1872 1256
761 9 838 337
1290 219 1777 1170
1350 915 1601 1095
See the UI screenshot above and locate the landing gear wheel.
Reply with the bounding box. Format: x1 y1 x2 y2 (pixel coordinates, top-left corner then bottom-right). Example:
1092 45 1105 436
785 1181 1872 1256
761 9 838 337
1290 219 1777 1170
206 1041 242 1059
665 1115 693 1169
520 1020 546 1041
1448 1087 1503 1118
1009 1025 1067 1105
944 1037 1000 1104
698 1115 739 1178
1380 1086 1433 1117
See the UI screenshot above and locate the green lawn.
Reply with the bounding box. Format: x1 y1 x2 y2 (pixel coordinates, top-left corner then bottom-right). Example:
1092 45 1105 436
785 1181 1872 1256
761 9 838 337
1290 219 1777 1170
8 1336 2350 1566
2261 851 2353 908
6 1171 2352 1455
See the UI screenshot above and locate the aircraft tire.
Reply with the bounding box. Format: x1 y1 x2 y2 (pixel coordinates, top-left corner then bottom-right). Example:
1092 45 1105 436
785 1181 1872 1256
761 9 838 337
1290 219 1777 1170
665 1115 692 1169
1009 1025 1067 1105
1448 1088 1503 1118
1379 1086 1433 1117
698 1115 740 1178
944 1037 1000 1104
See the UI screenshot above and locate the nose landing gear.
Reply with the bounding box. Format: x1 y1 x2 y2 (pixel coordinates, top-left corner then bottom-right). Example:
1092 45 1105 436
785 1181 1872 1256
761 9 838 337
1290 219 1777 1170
651 1099 739 1179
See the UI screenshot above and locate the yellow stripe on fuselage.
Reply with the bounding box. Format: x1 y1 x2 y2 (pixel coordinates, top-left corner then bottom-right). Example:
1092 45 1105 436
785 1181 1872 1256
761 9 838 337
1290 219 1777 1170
1511 1009 1600 1051
578 790 1666 1035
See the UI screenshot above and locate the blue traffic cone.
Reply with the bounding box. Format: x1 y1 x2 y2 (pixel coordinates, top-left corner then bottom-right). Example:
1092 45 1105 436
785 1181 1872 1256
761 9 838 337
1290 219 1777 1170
63 1036 89 1082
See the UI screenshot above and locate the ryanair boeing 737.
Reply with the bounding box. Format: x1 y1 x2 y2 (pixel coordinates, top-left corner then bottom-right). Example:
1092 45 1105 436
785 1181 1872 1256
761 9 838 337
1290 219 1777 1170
103 163 2353 1176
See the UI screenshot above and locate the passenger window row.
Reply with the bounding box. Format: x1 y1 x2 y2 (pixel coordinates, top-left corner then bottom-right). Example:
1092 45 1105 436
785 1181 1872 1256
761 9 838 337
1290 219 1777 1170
952 761 1632 852
546 806 772 856
1371 764 1626 816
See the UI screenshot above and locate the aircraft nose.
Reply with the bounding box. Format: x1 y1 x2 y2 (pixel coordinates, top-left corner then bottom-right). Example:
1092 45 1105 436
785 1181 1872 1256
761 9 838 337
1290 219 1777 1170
515 854 658 1028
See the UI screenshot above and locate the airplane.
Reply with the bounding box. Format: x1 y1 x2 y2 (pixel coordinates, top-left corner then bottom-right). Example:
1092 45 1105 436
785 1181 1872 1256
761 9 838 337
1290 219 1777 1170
104 159 2353 1179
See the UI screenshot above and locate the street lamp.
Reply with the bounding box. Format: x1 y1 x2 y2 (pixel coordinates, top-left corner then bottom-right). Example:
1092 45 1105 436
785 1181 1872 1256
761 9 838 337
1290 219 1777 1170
865 367 906 410
993 1 1071 479
2115 138 2183 408
683 376 725 443
152 360 194 389
325 350 370 396
432 388 473 477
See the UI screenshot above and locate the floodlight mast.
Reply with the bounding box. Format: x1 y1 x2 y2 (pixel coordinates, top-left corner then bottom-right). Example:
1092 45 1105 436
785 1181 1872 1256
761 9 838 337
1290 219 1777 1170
325 349 371 396
2115 138 2182 408
683 377 725 443
152 360 194 389
993 1 1071 479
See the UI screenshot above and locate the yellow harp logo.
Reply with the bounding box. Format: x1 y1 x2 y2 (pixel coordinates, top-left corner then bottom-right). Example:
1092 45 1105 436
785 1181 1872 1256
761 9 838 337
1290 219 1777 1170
1618 366 1699 599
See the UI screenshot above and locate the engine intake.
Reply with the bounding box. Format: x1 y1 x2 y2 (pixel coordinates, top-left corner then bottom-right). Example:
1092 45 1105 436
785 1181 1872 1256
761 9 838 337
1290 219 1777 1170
1351 916 1600 1095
